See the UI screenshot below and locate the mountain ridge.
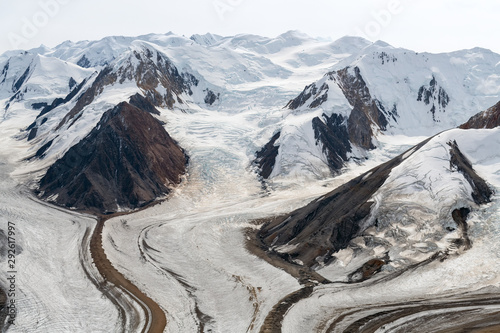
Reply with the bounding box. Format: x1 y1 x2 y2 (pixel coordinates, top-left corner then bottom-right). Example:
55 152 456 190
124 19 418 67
2 32 499 186
37 96 188 214
1 31 500 333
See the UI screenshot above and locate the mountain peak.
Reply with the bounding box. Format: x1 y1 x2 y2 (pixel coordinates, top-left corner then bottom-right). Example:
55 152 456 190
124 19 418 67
37 98 187 214
276 30 312 41
372 40 393 48
328 35 373 54
190 33 222 46
332 35 371 47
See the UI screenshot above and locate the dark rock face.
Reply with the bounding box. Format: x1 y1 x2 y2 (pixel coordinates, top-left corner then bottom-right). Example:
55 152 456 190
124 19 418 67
13 66 31 92
285 83 314 109
285 81 329 110
254 132 281 179
68 77 77 90
335 67 388 149
26 126 37 141
31 102 48 110
32 139 54 159
204 89 219 105
1 61 9 84
56 67 117 130
270 66 388 177
377 51 397 65
6 90 23 110
257 138 432 268
347 258 386 282
460 101 500 129
312 114 351 173
451 207 472 250
57 48 201 130
417 75 449 121
38 100 187 214
347 104 376 150
448 140 492 205
118 48 199 108
77 55 92 68
446 138 494 252
129 93 160 115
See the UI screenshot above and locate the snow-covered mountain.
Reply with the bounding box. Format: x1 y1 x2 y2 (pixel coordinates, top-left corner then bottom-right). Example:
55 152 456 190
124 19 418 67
37 96 188 214
0 52 92 108
1 32 500 332
255 43 500 179
0 31 375 202
3 31 499 185
256 128 496 280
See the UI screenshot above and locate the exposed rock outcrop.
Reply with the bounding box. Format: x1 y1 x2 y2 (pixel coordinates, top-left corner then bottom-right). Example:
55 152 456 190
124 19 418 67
285 81 329 110
119 46 199 108
451 207 472 250
68 77 77 90
256 138 432 268
56 67 116 130
57 46 200 130
255 135 494 274
347 258 386 282
77 54 91 68
260 66 389 178
448 140 493 205
38 99 187 214
335 66 388 150
128 93 160 115
417 75 449 121
446 138 494 253
286 67 389 148
460 101 500 129
311 113 351 173
254 132 281 179
204 89 219 105
13 66 31 92
0 61 9 84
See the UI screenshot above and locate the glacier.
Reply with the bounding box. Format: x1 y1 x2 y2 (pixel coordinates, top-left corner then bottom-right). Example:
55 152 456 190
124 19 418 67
0 31 499 332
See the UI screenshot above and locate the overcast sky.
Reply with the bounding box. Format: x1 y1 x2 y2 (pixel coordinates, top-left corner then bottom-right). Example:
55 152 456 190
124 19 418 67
1 0 499 55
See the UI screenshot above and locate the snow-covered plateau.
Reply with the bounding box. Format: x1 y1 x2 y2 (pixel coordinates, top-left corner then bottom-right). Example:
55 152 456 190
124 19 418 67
0 31 499 332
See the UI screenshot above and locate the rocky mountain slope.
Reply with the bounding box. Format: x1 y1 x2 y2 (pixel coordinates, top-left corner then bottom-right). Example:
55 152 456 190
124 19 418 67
1 30 498 228
37 96 187 214
3 33 499 186
255 43 500 179
256 122 497 282
0 44 206 215
460 100 500 129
